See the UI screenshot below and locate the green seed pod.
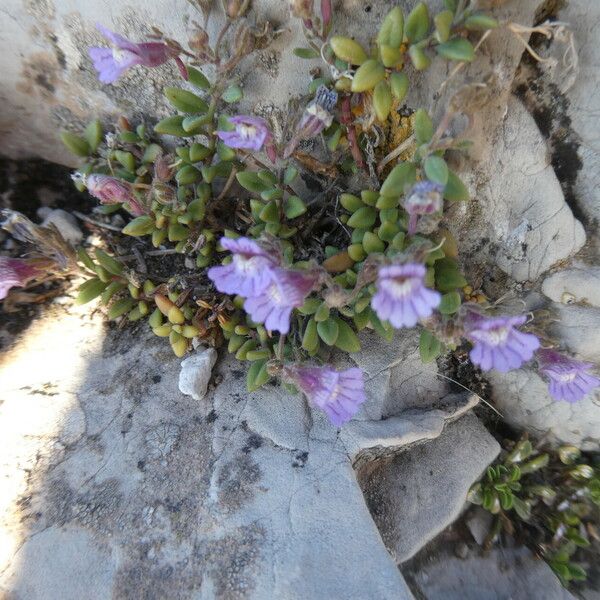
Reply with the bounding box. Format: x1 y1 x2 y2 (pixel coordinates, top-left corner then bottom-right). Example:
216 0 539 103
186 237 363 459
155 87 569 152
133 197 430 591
108 297 136 320
302 318 319 352
405 2 430 43
464 13 498 31
351 59 386 93
434 10 454 43
170 332 189 358
246 349 272 361
168 222 189 242
373 80 393 121
153 324 172 337
379 45 403 68
377 6 404 48
152 228 168 248
154 115 188 137
423 155 449 185
408 44 431 70
128 283 140 299
389 72 410 103
283 196 307 219
362 231 386 254
149 308 164 329
378 221 400 242
164 87 209 113
236 339 258 360
347 206 377 229
182 325 200 338
317 318 339 346
314 302 331 323
60 131 90 157
436 38 475 62
348 243 367 262
123 215 155 237
380 162 417 197
340 193 364 212
329 36 368 65
76 278 108 305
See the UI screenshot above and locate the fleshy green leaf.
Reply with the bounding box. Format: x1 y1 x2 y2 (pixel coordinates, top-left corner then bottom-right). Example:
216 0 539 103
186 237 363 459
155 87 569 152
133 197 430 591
423 155 449 185
317 318 339 346
334 318 361 352
419 330 442 363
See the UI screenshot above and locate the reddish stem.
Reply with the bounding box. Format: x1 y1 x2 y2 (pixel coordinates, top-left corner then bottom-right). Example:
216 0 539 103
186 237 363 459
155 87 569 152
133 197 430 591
340 95 365 171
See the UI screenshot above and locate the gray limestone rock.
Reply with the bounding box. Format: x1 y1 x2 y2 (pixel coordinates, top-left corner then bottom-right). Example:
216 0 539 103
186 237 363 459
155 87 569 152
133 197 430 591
550 303 600 363
357 413 500 563
39 208 84 245
178 347 218 401
542 264 600 307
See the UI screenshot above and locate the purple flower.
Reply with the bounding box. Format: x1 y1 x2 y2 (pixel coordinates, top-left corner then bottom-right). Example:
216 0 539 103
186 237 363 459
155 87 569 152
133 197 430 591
283 85 338 158
537 348 600 403
285 365 366 426
403 181 444 235
208 237 279 297
465 313 540 373
243 269 317 334
372 263 441 328
216 116 273 152
0 257 44 300
84 174 145 216
89 24 187 84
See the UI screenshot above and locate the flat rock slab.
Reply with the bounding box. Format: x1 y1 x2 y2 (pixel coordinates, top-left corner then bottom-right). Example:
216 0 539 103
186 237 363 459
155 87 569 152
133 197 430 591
358 413 500 563
0 304 491 599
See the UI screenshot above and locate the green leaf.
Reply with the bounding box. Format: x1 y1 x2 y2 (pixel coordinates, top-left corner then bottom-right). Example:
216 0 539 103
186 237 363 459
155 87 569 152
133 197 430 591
187 66 211 90
423 155 449 185
434 10 454 43
405 2 430 43
299 298 321 315
60 131 90 157
176 165 202 185
414 109 434 144
302 318 320 352
465 13 499 31
189 143 211 162
284 195 307 219
259 201 279 223
380 162 417 197
114 150 136 173
512 496 531 520
284 166 298 185
377 6 404 48
347 206 377 229
108 297 136 320
77 248 96 271
373 80 393 122
519 453 549 474
434 258 467 292
369 309 394 342
438 291 461 314
122 215 155 236
351 59 385 93
164 87 209 113
247 359 270 392
314 302 331 323
419 330 442 363
101 281 126 305
334 318 361 352
236 171 269 193
182 114 211 134
76 278 107 305
154 116 188 137
408 44 431 70
317 318 339 346
330 36 368 65
362 231 385 254
94 249 123 275
142 143 162 163
566 564 587 581
84 120 103 152
436 38 475 62
389 72 409 103
340 193 365 212
293 47 320 59
222 84 243 103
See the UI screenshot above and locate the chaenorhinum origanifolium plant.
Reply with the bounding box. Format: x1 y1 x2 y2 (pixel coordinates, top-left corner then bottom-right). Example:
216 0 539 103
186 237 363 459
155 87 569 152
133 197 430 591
2 0 598 428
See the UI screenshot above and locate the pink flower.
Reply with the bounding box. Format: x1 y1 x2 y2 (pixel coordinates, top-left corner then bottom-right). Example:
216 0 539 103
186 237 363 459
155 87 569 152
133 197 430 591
372 263 441 328
284 364 366 426
537 349 600 403
85 174 146 216
89 24 187 84
0 257 44 300
243 269 317 334
216 116 274 153
465 312 540 373
208 237 279 297
403 181 444 235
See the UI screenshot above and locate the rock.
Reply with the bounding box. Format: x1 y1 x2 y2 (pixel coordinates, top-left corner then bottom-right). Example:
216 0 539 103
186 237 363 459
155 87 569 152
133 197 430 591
549 304 600 363
466 507 494 546
358 413 500 563
489 368 600 452
39 208 83 245
178 347 217 400
407 546 575 600
542 265 600 307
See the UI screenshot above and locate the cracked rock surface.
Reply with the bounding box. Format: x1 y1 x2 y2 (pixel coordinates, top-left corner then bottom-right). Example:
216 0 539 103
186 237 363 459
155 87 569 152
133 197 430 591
0 304 499 599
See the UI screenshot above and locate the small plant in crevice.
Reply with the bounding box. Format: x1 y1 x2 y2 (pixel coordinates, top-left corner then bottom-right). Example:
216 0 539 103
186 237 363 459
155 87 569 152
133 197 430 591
468 437 600 587
1 1 598 427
